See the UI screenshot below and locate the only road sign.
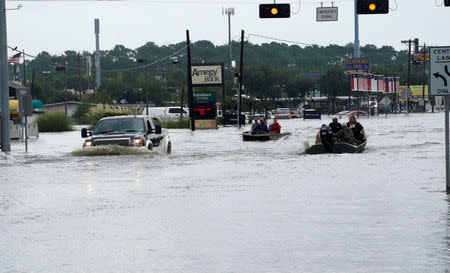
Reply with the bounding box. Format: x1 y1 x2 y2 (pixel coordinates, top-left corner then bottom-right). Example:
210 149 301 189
430 46 450 95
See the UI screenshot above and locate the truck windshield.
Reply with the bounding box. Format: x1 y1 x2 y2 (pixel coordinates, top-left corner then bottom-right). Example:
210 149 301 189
93 118 145 134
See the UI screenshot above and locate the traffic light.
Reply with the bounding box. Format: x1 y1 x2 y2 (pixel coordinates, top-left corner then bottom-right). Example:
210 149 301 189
413 38 419 53
445 0 450 6
259 3 290 18
357 0 389 14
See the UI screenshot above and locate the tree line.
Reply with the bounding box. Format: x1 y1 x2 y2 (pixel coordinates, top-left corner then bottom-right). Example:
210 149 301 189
11 40 428 106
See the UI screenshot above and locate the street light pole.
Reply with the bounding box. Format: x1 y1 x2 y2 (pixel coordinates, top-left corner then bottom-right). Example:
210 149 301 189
223 7 235 103
354 0 360 58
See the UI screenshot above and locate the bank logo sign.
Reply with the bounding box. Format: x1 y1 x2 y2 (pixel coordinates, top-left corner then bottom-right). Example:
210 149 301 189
191 64 223 86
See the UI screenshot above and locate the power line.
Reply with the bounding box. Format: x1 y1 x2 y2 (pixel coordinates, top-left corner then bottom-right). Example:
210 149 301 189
7 44 189 72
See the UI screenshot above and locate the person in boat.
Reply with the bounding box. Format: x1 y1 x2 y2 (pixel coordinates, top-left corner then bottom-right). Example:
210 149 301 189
347 116 366 144
329 117 342 134
333 124 356 145
251 117 260 133
319 124 335 152
315 124 332 144
259 119 269 134
269 117 281 134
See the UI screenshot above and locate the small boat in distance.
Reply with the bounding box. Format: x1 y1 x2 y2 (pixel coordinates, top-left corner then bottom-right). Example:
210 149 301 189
305 140 367 154
243 132 291 141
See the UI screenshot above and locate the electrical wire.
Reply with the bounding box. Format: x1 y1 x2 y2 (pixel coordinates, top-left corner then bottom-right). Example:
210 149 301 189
8 0 355 5
290 0 301 14
435 0 444 7
389 0 398 11
7 44 189 72
248 32 412 54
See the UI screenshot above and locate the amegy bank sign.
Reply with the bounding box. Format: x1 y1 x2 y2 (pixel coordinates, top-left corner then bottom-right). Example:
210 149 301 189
191 64 223 86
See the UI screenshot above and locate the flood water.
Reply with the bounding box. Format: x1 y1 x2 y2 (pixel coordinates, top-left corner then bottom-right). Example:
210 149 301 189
1 113 449 273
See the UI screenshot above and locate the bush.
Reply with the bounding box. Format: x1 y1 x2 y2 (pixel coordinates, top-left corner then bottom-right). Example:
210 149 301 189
72 103 92 124
159 118 190 129
37 112 73 132
86 104 135 128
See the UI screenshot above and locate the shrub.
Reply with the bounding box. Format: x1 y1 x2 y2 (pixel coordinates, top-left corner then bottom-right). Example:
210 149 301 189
159 118 190 129
72 103 92 124
37 112 73 132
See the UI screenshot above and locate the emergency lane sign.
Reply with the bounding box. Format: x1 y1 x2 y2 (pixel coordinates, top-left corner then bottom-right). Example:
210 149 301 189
430 46 450 95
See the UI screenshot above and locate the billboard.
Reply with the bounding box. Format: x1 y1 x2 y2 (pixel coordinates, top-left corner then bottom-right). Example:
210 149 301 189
399 85 429 102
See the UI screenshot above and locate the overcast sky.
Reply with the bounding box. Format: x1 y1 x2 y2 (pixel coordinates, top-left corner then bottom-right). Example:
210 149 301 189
4 0 450 56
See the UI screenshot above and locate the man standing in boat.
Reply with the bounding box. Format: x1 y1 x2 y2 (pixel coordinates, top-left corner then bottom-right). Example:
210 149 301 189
347 116 366 144
269 117 281 134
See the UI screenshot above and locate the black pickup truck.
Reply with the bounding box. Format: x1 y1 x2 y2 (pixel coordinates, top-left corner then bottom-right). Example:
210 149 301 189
81 115 171 154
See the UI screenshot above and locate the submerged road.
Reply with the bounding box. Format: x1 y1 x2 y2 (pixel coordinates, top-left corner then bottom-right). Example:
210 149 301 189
1 113 449 272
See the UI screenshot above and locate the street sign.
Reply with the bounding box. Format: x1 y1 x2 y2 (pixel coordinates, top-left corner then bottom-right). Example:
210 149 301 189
430 46 450 95
316 7 338 22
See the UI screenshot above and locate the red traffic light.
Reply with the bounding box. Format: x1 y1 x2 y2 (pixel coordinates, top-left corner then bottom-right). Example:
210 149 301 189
259 3 290 18
357 0 389 14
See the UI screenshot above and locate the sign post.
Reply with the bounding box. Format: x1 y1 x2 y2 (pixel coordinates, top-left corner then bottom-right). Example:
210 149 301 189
429 46 450 194
190 63 224 129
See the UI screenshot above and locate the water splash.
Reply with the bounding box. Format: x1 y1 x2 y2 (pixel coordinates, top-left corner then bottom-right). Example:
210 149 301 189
71 145 151 156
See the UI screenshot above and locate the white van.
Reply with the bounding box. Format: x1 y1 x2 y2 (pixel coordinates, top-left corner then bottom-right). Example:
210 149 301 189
142 107 189 121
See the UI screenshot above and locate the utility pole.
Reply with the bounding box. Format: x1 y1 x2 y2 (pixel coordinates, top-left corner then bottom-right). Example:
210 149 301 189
23 50 25 85
238 29 244 129
31 68 35 99
354 0 360 58
407 39 412 114
0 0 10 152
78 53 82 101
87 55 91 91
137 59 149 115
422 43 426 113
92 54 96 94
94 19 101 89
186 30 195 131
64 64 68 116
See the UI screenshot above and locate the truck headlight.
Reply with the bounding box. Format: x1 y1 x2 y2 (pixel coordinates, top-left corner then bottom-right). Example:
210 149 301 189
83 141 93 147
131 138 143 147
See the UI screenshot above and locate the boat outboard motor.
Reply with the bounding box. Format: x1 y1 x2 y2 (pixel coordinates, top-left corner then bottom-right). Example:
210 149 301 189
320 124 334 153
